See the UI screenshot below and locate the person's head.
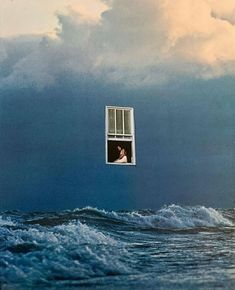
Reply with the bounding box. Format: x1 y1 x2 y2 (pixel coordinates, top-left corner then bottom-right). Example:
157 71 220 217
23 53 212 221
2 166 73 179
117 145 122 151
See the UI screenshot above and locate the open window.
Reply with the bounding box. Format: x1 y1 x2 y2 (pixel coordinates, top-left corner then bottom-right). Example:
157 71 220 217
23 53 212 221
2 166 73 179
105 106 136 165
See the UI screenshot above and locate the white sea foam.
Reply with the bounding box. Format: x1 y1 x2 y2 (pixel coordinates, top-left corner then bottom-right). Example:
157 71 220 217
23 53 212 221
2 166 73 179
153 205 234 228
0 216 16 226
54 220 118 246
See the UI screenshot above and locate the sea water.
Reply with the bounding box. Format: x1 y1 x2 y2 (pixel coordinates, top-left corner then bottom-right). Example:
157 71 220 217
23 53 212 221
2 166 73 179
0 205 235 289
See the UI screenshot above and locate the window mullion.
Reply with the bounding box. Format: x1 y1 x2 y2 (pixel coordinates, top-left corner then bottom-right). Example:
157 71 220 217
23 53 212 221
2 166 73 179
122 109 124 137
114 109 116 135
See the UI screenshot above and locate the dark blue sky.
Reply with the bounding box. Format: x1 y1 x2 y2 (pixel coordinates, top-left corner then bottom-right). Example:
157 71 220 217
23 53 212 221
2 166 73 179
0 75 235 211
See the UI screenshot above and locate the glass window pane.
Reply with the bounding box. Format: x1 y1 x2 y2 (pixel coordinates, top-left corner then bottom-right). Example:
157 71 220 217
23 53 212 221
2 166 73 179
124 110 131 134
108 109 115 133
116 109 123 134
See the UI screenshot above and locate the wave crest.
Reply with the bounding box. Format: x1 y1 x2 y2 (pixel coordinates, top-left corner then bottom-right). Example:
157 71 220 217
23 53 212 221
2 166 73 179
73 205 234 229
0 216 16 226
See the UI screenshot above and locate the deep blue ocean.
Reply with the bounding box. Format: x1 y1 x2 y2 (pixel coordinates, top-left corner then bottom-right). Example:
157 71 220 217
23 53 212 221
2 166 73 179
1 205 235 289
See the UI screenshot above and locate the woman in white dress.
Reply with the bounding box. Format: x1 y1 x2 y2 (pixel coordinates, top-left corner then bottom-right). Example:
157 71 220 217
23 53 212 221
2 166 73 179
115 146 127 163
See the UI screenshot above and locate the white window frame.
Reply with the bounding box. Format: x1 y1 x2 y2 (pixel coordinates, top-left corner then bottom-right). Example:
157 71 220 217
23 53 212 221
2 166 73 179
105 106 136 165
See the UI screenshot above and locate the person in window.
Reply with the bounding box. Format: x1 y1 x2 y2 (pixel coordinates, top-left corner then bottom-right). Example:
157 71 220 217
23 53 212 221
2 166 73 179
115 145 127 163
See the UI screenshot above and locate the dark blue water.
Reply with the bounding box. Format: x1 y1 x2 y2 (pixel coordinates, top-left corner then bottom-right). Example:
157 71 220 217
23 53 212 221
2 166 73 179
1 205 235 289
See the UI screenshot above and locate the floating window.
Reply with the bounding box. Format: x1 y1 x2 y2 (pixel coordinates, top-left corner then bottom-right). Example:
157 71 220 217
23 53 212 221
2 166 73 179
105 106 136 165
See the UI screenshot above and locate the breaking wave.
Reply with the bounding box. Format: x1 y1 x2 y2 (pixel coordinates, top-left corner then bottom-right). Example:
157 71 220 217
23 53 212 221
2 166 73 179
0 219 128 288
72 204 233 229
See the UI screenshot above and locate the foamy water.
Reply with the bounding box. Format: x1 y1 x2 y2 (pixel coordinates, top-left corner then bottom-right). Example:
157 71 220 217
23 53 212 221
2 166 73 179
1 205 235 289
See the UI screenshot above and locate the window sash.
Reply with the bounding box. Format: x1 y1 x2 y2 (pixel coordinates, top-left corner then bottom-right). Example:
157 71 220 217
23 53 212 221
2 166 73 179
107 108 132 137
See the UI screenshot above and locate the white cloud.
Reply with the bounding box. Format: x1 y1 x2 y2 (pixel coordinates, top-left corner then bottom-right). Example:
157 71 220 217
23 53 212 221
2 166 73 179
161 0 235 64
0 0 106 37
1 0 235 89
209 0 235 25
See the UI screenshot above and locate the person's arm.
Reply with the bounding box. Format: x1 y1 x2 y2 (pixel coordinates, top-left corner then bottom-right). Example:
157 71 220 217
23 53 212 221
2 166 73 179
119 149 125 159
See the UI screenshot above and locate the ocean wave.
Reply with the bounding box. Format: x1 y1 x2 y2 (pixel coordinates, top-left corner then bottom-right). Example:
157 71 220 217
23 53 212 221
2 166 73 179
72 205 234 229
0 219 129 287
2 205 233 231
1 205 235 288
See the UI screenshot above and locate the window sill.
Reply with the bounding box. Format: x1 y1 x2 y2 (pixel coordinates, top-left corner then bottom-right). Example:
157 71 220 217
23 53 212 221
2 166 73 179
106 162 136 166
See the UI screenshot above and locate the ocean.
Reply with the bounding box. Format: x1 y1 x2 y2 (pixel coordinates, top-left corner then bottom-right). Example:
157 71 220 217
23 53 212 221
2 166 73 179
1 205 235 289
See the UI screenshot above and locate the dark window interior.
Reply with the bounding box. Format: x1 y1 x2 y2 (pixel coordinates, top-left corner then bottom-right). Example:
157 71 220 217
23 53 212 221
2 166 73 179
108 141 132 163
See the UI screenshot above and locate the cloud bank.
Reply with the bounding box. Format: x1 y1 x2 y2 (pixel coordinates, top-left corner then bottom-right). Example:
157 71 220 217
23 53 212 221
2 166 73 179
1 0 235 89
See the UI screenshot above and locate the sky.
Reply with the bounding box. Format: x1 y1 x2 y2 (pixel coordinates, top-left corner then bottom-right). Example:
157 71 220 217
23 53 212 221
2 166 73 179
0 0 235 210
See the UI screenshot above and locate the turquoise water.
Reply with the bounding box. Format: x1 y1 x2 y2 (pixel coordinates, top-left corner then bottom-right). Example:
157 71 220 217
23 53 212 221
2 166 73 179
1 205 235 289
